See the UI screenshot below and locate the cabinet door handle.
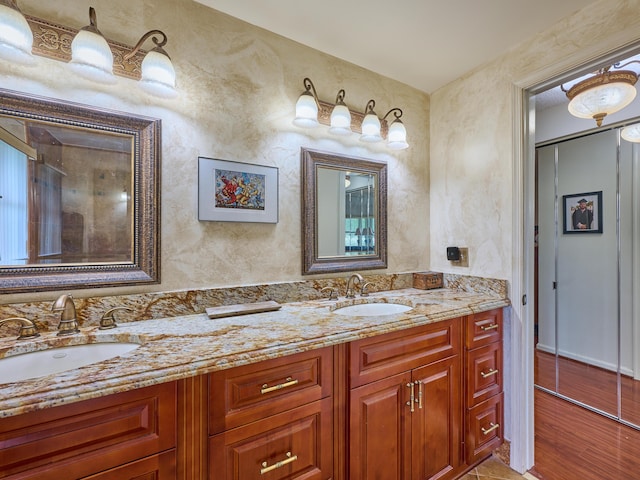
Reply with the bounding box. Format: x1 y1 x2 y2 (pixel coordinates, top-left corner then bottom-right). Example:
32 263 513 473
480 323 499 331
261 377 299 395
481 423 500 435
414 380 423 409
260 451 298 475
480 368 499 378
407 382 415 412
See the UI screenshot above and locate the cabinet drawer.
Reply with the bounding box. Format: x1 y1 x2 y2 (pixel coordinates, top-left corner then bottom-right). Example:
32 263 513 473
209 347 332 434
81 450 176 479
209 397 333 480
465 393 503 465
465 309 503 349
349 319 460 388
466 342 503 406
0 382 176 479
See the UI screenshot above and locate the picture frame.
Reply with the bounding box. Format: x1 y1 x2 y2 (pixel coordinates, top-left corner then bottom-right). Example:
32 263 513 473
198 157 278 223
562 190 602 234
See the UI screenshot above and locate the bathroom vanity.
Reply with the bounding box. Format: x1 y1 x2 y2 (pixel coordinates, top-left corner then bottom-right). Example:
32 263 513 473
0 288 507 479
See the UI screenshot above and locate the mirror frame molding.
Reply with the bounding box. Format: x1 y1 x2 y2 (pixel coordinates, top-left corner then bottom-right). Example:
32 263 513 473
301 148 387 275
0 88 161 294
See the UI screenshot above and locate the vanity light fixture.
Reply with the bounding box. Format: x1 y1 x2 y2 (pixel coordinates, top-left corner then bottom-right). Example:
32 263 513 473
621 122 640 143
293 77 409 150
0 0 34 65
0 3 177 98
561 62 639 127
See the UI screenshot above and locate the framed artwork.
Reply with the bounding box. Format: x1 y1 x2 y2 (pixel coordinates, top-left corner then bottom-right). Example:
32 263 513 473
562 190 602 234
198 157 278 223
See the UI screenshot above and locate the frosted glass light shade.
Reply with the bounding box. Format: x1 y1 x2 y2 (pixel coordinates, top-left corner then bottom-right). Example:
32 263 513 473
360 112 382 142
139 48 177 98
69 29 116 84
293 92 319 128
329 103 352 135
621 123 640 143
387 119 408 150
0 1 34 65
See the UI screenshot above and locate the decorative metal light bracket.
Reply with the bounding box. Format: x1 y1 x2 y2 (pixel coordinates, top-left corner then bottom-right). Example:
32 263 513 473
317 99 389 138
25 14 147 80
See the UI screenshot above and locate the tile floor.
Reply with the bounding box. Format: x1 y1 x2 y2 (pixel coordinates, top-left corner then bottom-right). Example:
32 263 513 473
462 456 538 480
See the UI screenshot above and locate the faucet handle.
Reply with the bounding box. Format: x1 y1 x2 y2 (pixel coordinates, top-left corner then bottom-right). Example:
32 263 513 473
0 317 40 340
99 307 133 330
320 287 338 301
360 282 373 297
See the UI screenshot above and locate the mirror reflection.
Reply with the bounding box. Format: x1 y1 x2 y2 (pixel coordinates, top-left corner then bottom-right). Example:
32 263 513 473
301 148 387 275
0 118 133 266
535 126 640 426
316 168 377 258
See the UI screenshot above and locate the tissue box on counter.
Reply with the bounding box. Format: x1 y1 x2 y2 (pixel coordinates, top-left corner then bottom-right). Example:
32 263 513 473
412 271 443 290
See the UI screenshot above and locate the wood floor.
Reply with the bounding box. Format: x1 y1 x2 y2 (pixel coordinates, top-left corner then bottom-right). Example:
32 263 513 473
532 354 640 480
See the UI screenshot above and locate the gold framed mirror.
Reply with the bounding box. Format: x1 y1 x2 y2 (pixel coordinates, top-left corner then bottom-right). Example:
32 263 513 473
0 89 160 293
301 148 387 275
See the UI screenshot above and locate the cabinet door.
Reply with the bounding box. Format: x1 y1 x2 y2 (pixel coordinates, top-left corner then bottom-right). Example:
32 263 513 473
349 372 412 480
209 398 333 480
81 450 176 479
411 356 462 480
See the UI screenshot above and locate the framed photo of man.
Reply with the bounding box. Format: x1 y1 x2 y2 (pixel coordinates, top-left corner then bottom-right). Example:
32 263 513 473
562 191 603 234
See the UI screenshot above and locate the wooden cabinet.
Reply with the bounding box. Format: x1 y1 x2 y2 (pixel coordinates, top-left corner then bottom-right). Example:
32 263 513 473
348 319 463 480
0 307 505 480
0 382 177 479
208 347 334 480
464 309 504 466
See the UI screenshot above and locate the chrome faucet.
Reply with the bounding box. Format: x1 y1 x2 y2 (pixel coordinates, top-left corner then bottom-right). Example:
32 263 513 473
51 294 80 336
345 273 364 299
0 317 40 340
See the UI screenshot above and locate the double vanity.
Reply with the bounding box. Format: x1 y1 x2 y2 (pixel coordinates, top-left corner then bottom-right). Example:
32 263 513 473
0 281 508 480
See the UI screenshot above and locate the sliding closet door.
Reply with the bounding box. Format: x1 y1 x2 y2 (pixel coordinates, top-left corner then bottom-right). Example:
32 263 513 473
620 137 640 426
555 130 619 416
535 144 558 393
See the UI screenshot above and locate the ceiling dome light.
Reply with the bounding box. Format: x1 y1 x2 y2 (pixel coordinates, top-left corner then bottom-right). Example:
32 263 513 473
69 7 116 84
562 66 637 127
329 89 352 135
360 100 382 143
621 123 640 143
0 0 34 65
293 77 319 128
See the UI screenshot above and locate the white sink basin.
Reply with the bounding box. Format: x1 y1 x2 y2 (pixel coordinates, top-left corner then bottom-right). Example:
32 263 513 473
333 303 412 316
0 342 140 384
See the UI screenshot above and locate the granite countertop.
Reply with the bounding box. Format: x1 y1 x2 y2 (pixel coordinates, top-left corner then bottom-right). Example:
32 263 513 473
0 288 509 418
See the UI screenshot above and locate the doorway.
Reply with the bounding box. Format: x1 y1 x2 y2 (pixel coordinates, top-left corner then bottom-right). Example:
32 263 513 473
523 47 640 475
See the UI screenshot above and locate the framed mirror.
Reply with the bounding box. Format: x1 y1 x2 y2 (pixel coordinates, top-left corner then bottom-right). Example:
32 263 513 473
301 148 387 275
0 89 160 293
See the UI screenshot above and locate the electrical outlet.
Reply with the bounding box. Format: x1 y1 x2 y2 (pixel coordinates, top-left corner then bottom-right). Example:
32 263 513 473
451 247 469 267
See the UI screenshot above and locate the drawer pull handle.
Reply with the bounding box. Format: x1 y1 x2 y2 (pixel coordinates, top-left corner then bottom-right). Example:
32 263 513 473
407 382 415 412
480 323 499 331
261 377 299 395
415 380 423 409
261 451 298 475
481 423 500 435
481 368 499 378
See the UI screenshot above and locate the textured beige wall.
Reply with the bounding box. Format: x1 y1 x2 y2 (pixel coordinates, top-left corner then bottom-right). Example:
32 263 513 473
430 0 640 282
1 0 430 302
